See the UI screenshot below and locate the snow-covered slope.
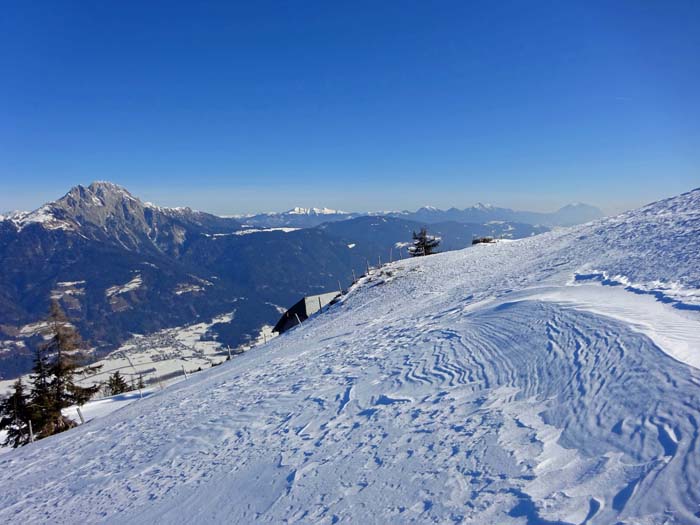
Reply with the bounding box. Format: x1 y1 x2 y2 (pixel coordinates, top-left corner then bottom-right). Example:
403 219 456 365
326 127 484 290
0 189 699 524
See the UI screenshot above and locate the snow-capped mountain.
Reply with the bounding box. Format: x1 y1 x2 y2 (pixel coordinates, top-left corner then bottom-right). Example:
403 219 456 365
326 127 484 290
240 207 361 228
551 202 607 226
238 202 603 229
3 181 242 256
287 206 347 215
1 188 697 523
390 202 604 227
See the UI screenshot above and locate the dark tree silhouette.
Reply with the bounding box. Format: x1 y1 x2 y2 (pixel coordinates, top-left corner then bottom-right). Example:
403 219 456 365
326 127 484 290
31 301 101 438
106 371 130 396
1 302 102 446
0 379 32 448
29 343 56 438
408 227 440 257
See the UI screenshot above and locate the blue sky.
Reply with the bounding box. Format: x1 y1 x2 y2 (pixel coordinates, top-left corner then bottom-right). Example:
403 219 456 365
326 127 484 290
1 1 698 215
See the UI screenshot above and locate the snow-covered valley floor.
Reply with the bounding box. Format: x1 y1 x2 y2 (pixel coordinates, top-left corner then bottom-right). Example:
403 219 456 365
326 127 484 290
0 189 699 524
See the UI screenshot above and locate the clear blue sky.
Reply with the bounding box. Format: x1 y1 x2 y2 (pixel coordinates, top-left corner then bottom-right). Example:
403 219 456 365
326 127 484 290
1 1 698 215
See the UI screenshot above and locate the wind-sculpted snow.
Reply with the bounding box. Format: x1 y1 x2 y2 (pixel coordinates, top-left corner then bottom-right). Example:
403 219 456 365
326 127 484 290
577 189 700 305
0 189 699 524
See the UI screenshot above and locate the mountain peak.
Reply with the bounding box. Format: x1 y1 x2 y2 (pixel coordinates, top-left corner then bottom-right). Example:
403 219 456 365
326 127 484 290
2 182 240 255
63 182 200 216
0 183 139 232
54 182 142 215
88 181 139 201
552 202 604 225
558 202 598 211
87 180 131 193
287 207 346 216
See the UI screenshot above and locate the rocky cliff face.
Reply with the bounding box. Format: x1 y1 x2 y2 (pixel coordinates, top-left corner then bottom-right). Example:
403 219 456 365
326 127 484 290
6 182 242 257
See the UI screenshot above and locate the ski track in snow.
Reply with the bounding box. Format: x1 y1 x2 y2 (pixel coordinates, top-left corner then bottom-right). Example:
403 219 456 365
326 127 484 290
0 189 699 524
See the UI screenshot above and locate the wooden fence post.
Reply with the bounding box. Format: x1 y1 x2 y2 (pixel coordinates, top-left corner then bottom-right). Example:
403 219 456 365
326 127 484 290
28 420 35 443
77 407 85 425
352 269 357 284
125 355 143 399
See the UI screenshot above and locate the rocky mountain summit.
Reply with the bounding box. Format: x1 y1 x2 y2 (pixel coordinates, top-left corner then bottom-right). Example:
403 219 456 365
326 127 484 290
5 182 241 256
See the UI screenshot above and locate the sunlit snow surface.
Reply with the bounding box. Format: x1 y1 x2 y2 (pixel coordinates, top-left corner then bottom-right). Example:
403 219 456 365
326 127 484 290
1 189 699 524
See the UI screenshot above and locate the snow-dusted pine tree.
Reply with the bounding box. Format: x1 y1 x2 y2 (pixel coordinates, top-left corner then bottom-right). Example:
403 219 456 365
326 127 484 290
408 227 440 257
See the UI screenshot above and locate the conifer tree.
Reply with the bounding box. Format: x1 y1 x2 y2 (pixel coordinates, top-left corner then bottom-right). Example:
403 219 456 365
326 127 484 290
0 379 32 448
107 371 130 396
31 301 101 438
29 344 56 437
408 227 440 257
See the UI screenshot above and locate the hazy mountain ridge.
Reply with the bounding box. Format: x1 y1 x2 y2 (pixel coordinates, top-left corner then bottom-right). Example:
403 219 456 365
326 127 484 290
390 202 603 227
6 183 602 233
240 201 603 229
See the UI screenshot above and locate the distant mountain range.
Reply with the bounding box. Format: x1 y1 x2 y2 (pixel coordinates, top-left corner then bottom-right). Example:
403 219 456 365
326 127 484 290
238 202 603 229
0 182 596 380
390 202 603 227
236 207 361 229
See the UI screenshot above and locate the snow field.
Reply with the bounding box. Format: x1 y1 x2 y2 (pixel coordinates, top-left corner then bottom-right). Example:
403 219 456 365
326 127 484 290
0 189 698 523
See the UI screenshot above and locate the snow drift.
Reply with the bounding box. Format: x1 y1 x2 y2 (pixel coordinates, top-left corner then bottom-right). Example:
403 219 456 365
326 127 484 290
0 189 699 524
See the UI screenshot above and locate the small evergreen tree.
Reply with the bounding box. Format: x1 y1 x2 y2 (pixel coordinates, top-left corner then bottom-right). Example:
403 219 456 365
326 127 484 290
29 344 56 438
408 227 440 257
106 371 130 396
0 303 103 447
0 379 32 448
31 301 100 438
45 301 100 405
